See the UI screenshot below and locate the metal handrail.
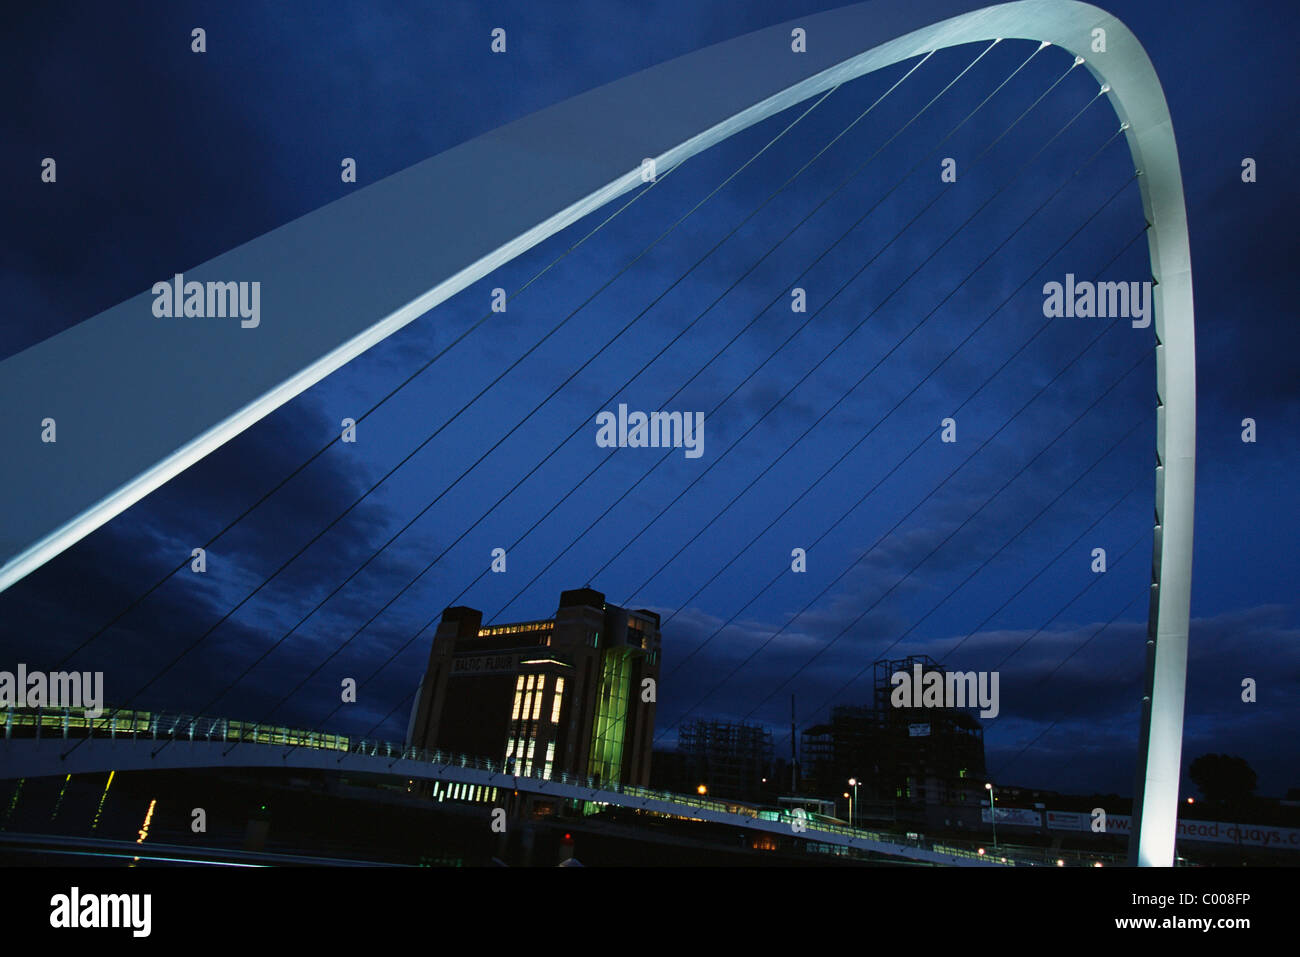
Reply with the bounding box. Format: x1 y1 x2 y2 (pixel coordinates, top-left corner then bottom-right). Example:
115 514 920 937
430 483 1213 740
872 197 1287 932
1 705 1122 866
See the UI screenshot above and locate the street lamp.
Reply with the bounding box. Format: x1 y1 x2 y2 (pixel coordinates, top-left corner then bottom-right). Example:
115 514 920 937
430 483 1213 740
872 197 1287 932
848 777 859 828
985 782 997 851
697 784 707 796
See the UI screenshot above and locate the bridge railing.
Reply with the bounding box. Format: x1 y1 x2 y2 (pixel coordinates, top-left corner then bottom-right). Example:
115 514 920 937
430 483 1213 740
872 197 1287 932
1 705 352 752
2 706 1120 866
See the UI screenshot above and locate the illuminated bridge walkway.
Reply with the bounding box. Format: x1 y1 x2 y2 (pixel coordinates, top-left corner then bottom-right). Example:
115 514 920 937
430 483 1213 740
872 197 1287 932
0 707 1111 867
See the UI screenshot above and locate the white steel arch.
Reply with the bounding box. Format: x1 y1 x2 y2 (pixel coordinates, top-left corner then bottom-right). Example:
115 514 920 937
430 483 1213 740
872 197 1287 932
0 1 1193 865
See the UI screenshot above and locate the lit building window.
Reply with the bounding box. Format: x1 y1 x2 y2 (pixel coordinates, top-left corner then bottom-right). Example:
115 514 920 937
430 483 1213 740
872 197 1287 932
521 674 535 723
551 678 565 723
531 680 544 720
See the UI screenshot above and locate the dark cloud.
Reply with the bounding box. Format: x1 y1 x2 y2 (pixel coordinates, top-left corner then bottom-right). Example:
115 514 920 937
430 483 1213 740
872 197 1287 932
2 0 1295 805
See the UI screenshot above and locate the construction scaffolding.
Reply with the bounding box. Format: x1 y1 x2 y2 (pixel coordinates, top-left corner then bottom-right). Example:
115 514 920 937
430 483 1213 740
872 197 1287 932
677 718 774 803
802 656 986 823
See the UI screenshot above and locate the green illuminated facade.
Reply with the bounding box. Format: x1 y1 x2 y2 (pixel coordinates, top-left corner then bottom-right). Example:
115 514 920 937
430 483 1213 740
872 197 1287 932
409 587 661 788
588 647 633 784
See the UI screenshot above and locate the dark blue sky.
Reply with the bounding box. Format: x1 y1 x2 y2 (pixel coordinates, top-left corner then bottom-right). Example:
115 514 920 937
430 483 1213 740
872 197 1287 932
2 0 1297 801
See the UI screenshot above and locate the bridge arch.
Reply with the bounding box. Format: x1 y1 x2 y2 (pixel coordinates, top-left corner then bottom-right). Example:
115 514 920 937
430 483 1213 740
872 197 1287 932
0 1 1194 866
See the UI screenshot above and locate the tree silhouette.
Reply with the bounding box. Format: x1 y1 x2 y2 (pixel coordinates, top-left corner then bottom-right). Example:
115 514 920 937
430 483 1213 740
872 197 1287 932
1188 753 1257 804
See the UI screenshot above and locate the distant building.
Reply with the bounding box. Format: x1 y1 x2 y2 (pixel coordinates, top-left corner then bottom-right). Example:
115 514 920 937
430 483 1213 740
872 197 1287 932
675 718 774 802
801 655 986 824
407 587 661 788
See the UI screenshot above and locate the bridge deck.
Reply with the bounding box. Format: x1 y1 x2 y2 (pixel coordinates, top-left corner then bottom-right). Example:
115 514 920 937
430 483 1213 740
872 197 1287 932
1 707 1123 867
